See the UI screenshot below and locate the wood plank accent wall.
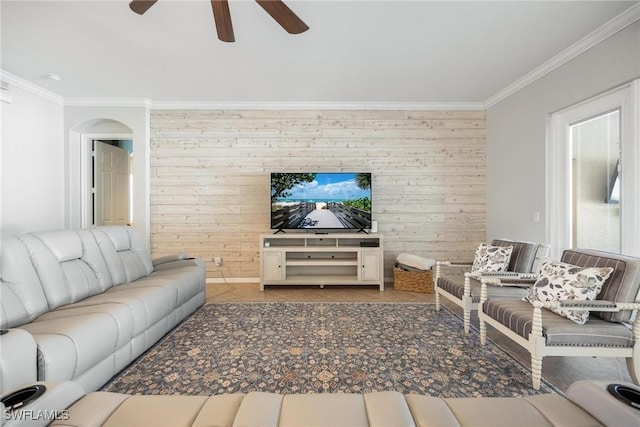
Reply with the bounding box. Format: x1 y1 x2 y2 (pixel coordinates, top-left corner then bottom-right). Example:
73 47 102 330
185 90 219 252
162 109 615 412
150 109 486 281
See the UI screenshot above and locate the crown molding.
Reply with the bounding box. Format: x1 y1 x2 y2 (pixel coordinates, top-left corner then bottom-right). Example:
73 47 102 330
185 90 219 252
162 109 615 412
5 2 638 113
484 2 640 109
0 70 64 105
64 98 153 108
150 101 485 111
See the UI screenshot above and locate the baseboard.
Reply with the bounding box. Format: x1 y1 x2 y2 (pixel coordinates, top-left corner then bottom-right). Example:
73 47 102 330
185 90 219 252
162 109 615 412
208 277 393 285
206 277 260 284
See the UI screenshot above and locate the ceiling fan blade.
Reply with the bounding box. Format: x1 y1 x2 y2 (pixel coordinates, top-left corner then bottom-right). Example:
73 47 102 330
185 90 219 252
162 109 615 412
129 0 158 15
255 0 309 34
211 0 235 42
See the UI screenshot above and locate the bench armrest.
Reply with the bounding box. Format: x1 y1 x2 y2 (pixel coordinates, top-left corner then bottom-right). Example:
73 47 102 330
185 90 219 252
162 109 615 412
544 300 640 312
480 276 537 288
436 261 473 268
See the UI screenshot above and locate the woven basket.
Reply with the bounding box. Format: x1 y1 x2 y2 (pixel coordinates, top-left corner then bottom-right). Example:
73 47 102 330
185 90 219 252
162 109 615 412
393 266 434 293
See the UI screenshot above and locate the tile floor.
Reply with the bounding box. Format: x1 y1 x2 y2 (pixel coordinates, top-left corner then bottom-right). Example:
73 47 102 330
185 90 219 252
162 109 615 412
206 282 633 393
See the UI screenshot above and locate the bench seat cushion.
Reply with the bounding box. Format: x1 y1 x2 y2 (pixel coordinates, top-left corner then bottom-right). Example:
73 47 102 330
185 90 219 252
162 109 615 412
482 298 635 347
438 276 529 303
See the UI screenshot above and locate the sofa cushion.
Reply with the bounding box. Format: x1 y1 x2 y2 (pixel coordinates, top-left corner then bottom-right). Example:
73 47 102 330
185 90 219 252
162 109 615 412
21 313 120 382
524 393 604 427
91 283 172 337
76 229 115 291
91 227 153 285
37 302 135 352
404 394 464 426
192 394 245 427
234 392 283 427
1 237 49 328
443 397 556 427
21 231 106 310
525 260 613 324
145 259 206 307
364 391 415 427
35 229 84 262
280 393 369 427
102 395 210 427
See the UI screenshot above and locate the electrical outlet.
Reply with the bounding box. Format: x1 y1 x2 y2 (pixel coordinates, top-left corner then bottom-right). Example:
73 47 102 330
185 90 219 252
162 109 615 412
214 256 222 266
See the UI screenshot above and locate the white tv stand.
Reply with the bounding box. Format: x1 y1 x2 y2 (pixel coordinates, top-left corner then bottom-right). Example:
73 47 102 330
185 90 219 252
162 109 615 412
259 233 384 291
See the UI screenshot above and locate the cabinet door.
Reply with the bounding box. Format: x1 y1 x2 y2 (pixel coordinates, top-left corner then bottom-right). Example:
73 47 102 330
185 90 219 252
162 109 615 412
262 251 284 282
359 250 381 282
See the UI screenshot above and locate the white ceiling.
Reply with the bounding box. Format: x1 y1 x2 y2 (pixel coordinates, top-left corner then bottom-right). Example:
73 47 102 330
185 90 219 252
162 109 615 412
1 0 638 105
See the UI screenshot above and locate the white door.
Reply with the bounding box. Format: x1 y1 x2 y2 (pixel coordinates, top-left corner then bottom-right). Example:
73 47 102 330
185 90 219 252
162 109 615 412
548 81 640 258
94 141 130 225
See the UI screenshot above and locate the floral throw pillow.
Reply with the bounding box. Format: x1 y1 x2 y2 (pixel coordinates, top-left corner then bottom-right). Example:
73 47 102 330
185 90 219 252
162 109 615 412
524 260 614 324
471 243 513 274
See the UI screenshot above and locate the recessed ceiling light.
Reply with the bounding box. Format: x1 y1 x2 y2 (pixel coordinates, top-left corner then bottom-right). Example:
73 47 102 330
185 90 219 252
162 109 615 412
47 73 62 82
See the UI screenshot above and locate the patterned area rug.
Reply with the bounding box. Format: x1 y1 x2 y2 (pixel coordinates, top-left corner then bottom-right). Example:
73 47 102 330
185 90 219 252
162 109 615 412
101 302 558 397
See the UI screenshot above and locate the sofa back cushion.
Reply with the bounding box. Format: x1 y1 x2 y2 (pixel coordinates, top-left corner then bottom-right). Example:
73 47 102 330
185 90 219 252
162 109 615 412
22 230 109 310
561 248 640 323
0 237 49 328
491 239 540 273
92 226 153 285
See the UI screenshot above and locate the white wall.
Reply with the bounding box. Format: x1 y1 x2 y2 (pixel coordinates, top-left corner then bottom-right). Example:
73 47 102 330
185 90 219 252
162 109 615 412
1 86 64 236
485 21 640 246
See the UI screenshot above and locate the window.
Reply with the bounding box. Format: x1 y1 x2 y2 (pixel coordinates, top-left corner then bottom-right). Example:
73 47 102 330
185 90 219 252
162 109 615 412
570 110 620 252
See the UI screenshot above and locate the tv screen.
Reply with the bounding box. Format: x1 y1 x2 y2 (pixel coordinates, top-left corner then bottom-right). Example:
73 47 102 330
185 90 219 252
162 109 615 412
270 172 372 231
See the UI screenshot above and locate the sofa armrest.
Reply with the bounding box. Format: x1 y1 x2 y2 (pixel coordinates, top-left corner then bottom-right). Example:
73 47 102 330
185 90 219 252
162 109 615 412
1 381 85 427
152 253 190 266
0 329 37 395
566 380 640 427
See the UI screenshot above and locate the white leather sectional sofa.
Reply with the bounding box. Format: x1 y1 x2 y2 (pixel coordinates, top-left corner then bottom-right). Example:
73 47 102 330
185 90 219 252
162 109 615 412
0 226 206 395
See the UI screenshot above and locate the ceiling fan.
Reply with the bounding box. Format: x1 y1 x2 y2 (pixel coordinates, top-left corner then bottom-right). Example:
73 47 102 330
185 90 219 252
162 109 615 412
129 0 309 43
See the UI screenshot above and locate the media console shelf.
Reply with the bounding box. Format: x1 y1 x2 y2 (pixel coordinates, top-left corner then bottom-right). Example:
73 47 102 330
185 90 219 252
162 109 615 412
259 233 384 291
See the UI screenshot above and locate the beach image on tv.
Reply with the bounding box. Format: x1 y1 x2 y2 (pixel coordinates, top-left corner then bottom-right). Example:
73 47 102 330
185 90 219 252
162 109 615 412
271 173 372 230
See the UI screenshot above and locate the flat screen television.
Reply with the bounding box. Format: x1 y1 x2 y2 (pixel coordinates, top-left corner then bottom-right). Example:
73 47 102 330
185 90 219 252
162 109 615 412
270 172 372 232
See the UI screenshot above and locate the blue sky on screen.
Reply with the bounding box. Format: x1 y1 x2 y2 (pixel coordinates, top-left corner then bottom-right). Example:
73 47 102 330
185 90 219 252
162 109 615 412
286 173 370 201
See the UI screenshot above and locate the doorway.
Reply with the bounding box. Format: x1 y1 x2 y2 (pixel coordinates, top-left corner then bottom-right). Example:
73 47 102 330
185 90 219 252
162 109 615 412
92 140 133 226
570 110 620 252
548 81 640 258
78 131 134 228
